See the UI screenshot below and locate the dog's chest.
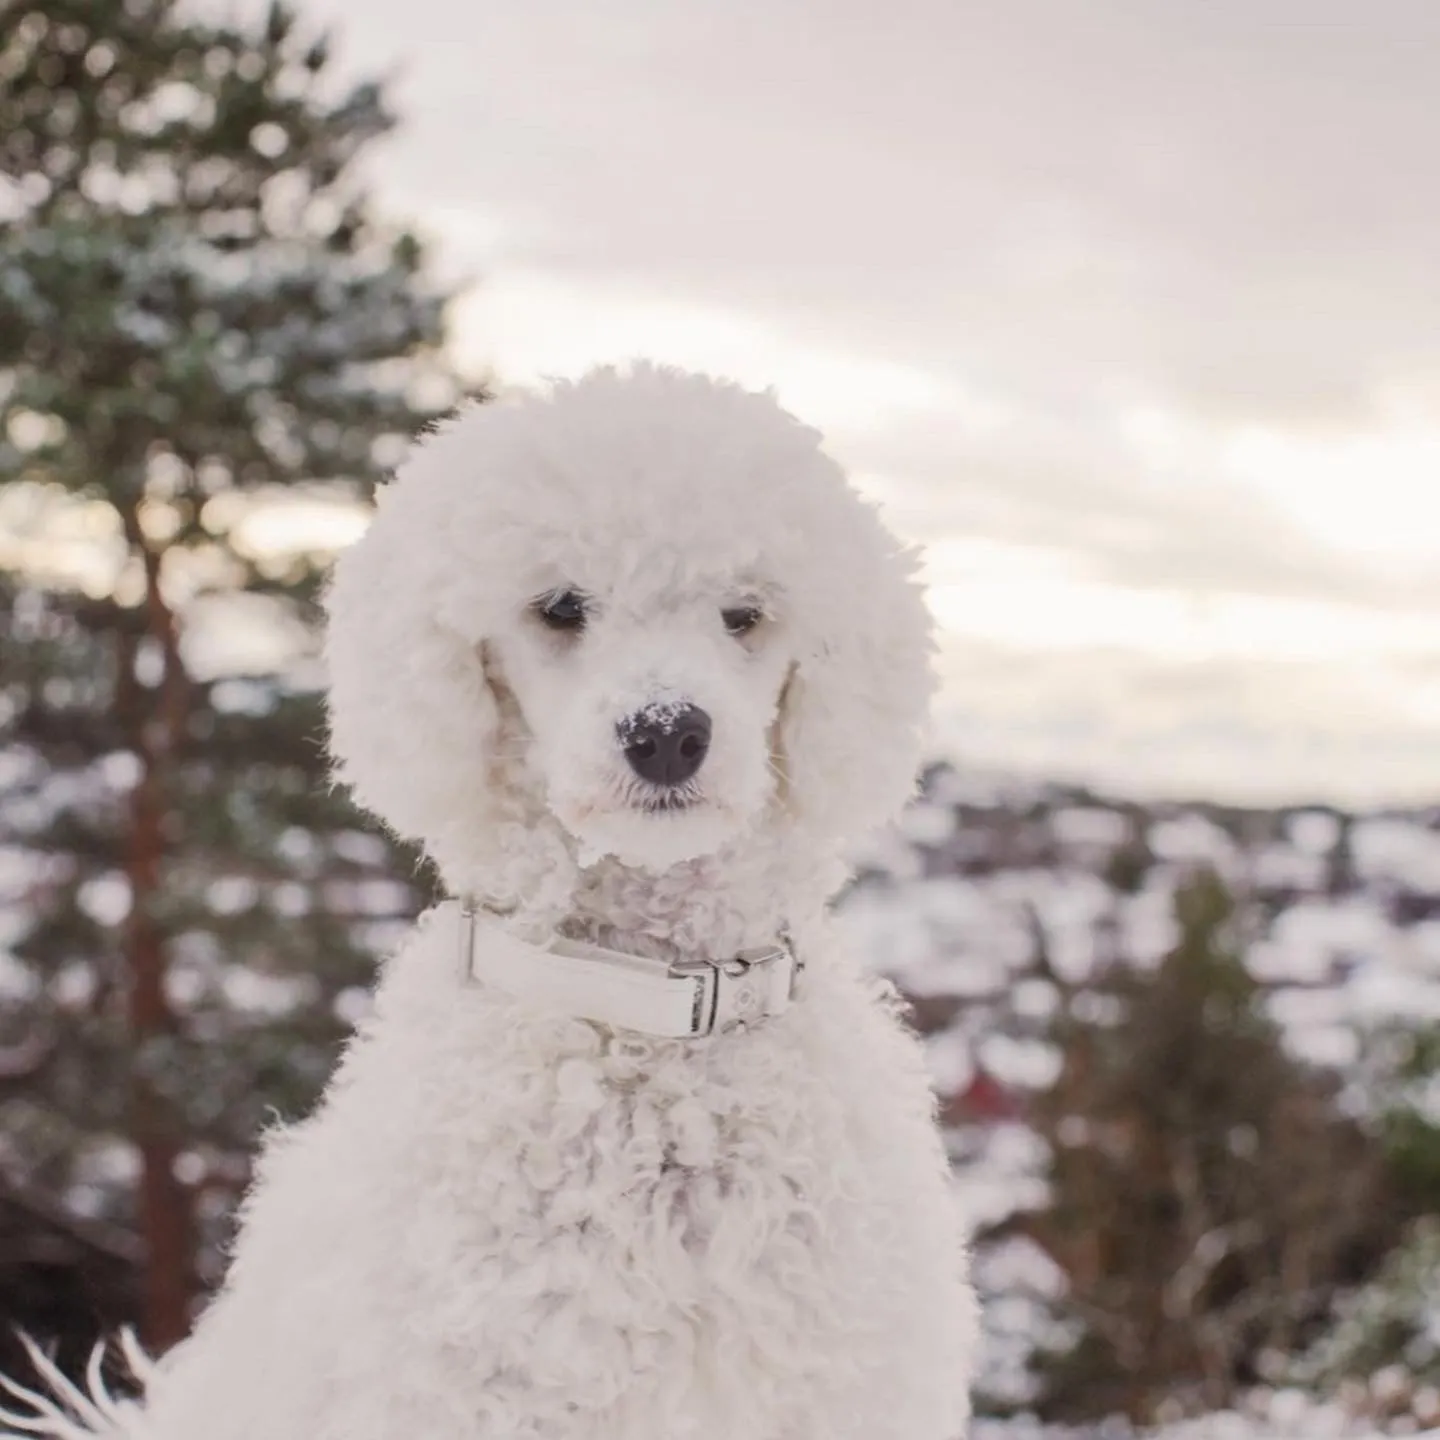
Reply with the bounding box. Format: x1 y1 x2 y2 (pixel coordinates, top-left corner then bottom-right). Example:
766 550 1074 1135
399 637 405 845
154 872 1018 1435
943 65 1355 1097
173 955 971 1440
400 1012 857 1295
364 990 901 1360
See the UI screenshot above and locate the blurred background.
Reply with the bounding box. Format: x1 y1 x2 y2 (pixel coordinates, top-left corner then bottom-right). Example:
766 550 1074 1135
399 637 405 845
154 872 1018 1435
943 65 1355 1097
1 2 1438 1436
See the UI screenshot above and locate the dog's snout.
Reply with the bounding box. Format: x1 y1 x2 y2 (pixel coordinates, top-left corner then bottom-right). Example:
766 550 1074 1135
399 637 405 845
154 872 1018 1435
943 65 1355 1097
620 704 712 786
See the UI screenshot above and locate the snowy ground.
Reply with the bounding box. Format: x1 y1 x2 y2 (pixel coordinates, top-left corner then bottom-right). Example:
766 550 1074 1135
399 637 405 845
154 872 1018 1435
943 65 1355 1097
977 1414 1439 1439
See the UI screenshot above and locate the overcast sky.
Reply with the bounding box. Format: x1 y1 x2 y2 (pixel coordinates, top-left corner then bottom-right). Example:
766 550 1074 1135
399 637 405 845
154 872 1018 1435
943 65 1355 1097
274 0 1440 804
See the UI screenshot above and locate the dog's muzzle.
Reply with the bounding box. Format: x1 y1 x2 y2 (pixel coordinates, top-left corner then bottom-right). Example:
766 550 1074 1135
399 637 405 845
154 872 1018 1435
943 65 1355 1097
447 900 801 1039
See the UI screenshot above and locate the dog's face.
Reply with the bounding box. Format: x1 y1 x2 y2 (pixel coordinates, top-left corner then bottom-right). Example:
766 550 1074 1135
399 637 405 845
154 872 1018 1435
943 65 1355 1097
487 565 793 867
325 366 935 892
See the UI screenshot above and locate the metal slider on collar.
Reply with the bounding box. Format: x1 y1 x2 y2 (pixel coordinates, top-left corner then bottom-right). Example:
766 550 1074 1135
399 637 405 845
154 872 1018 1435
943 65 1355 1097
454 899 802 1040
668 939 798 1037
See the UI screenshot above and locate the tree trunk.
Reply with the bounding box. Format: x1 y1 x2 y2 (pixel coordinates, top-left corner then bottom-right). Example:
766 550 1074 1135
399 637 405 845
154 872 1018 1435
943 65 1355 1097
121 517 194 1352
124 759 192 1351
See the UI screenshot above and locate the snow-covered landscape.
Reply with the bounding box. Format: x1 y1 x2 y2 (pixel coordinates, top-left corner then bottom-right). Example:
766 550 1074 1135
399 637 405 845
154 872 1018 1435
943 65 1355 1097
848 764 1440 1438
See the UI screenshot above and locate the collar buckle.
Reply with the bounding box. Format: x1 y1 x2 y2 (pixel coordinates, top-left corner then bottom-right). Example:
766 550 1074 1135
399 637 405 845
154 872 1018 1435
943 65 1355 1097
669 941 797 1037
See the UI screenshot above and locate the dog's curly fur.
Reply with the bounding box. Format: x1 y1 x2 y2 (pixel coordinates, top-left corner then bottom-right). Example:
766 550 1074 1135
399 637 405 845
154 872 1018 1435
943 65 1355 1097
2 365 979 1440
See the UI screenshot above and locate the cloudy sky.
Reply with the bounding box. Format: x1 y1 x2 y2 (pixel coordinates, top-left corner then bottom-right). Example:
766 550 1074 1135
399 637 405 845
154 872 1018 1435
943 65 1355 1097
279 0 1440 804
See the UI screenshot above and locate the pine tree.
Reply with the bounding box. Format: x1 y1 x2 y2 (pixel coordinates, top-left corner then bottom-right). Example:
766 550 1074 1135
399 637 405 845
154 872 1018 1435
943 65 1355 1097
0 0 460 1360
1020 869 1393 1423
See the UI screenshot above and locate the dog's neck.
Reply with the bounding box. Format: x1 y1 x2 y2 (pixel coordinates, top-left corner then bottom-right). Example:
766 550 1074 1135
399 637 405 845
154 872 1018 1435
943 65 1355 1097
557 845 800 963
452 807 839 966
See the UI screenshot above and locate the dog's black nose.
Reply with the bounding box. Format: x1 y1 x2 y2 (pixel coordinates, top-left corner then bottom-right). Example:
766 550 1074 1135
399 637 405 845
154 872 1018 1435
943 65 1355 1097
620 704 712 786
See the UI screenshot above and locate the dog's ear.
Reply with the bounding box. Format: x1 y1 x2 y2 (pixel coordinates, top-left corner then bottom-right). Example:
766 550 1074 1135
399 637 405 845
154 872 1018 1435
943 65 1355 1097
777 518 937 851
323 464 501 873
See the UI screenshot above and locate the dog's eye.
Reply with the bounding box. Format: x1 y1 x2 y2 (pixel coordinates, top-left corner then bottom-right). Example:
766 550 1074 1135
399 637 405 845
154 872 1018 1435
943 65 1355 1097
722 605 764 637
536 589 588 631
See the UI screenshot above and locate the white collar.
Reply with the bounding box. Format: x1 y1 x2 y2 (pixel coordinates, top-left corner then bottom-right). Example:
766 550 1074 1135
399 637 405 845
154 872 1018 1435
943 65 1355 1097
444 899 802 1039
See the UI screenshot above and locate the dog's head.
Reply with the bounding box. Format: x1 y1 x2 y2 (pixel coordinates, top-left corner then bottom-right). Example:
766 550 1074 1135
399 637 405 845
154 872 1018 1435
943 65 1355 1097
324 366 934 889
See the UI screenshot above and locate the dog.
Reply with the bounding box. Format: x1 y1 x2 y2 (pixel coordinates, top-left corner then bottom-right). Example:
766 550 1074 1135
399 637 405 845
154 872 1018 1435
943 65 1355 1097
2 364 979 1439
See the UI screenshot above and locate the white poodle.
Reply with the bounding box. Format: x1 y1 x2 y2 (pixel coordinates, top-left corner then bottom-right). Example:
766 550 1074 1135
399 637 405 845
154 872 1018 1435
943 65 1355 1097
3 365 979 1440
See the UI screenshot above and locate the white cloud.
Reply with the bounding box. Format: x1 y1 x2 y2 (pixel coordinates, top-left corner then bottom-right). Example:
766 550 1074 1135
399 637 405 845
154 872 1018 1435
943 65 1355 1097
454 268 989 438
1222 422 1440 567
931 639 1440 806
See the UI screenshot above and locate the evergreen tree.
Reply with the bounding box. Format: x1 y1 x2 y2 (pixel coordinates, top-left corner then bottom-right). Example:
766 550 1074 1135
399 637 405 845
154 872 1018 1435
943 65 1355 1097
0 0 459 1360
1021 868 1393 1423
